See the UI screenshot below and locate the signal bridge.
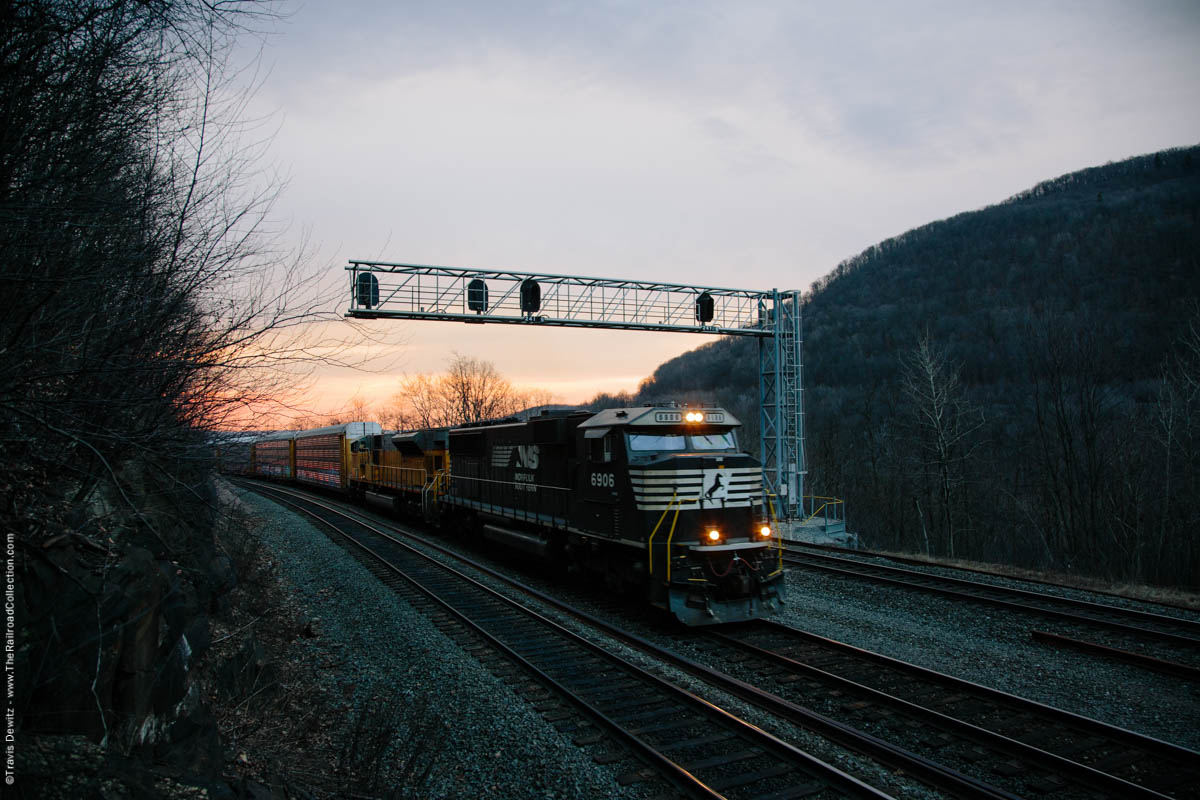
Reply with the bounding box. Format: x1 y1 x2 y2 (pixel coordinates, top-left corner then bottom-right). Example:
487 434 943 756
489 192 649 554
345 260 805 519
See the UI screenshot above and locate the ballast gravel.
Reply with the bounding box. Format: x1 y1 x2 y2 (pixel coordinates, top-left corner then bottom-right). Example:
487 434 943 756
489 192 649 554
232 481 1199 799
231 487 649 800
775 565 1200 751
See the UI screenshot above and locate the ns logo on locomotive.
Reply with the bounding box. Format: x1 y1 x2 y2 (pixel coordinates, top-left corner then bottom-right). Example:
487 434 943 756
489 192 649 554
227 405 785 625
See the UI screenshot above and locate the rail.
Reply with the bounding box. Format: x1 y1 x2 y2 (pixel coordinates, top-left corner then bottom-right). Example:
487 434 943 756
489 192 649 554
250 481 889 800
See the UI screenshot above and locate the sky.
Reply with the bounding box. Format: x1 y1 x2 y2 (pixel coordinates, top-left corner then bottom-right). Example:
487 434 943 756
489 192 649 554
235 0 1200 417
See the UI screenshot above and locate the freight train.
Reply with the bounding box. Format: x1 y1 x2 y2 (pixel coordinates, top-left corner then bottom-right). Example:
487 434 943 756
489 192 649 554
226 405 784 625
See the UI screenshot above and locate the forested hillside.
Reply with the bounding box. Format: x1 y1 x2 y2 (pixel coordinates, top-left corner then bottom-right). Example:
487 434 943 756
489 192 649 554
594 146 1200 587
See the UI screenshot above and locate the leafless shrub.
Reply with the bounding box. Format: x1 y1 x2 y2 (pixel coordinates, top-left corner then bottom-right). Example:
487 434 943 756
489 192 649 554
337 686 446 798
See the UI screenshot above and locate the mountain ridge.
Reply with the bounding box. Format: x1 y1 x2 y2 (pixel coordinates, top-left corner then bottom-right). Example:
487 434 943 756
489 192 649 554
592 143 1200 586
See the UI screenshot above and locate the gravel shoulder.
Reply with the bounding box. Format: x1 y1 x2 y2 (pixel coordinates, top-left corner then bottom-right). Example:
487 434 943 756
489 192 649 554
776 565 1200 750
227 484 647 800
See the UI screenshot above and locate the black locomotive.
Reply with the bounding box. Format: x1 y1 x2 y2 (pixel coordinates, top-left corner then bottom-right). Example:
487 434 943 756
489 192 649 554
441 405 784 625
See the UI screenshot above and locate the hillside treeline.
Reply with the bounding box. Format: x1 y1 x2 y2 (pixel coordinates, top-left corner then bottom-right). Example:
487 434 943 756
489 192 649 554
596 146 1200 588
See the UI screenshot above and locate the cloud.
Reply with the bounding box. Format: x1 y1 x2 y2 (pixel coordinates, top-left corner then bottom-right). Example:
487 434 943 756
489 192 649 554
233 0 1200 414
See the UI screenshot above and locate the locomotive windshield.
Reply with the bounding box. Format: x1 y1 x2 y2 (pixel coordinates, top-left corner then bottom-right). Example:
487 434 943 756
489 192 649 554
690 432 737 450
628 433 686 452
627 430 738 453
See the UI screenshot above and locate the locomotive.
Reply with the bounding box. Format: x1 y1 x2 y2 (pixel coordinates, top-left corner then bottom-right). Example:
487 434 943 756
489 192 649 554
237 406 785 625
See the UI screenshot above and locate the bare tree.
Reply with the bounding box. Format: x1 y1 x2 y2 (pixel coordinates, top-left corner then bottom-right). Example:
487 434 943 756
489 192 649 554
0 0 354 486
441 353 527 422
1151 310 1200 584
522 386 560 414
391 373 451 430
389 354 550 429
900 331 984 558
325 394 375 425
1025 314 1129 575
377 400 408 432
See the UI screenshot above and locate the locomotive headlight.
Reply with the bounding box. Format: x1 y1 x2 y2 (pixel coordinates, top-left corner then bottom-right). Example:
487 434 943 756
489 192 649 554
759 525 772 538
685 411 702 422
707 529 721 542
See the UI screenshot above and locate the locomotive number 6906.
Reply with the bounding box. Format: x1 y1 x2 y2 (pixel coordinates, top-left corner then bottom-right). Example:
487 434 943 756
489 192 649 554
590 472 615 488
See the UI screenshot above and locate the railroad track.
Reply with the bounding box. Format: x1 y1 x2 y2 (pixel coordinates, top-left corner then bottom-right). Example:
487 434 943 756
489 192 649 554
793 543 1200 613
240 482 892 800
782 549 1200 659
697 620 1200 799
237 480 1200 799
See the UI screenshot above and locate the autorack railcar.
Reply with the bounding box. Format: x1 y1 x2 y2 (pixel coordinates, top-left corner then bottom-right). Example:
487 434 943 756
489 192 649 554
250 422 382 487
251 431 295 480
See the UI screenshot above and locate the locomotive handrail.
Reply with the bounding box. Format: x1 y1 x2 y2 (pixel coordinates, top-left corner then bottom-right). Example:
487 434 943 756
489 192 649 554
448 473 570 492
421 470 448 519
647 491 679 577
664 497 690 583
765 491 785 576
369 464 427 491
446 472 572 526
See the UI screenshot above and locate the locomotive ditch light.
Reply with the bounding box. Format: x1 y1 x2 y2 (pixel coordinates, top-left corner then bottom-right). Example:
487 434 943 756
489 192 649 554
707 529 721 542
759 525 772 538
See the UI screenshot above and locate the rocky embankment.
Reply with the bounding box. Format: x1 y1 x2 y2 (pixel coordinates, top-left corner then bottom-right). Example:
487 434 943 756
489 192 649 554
16 473 317 798
17 475 626 799
16 480 236 796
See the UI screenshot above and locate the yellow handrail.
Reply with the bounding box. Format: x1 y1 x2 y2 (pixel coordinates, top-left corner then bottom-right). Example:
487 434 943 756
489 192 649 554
664 503 683 583
646 492 678 576
362 460 428 491
765 491 783 574
801 497 844 526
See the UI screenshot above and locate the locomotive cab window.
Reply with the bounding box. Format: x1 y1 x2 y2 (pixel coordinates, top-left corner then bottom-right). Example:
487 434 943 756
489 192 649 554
589 432 613 463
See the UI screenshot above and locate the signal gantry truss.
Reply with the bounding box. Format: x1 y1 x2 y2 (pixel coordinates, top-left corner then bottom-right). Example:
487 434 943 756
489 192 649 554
345 260 806 518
